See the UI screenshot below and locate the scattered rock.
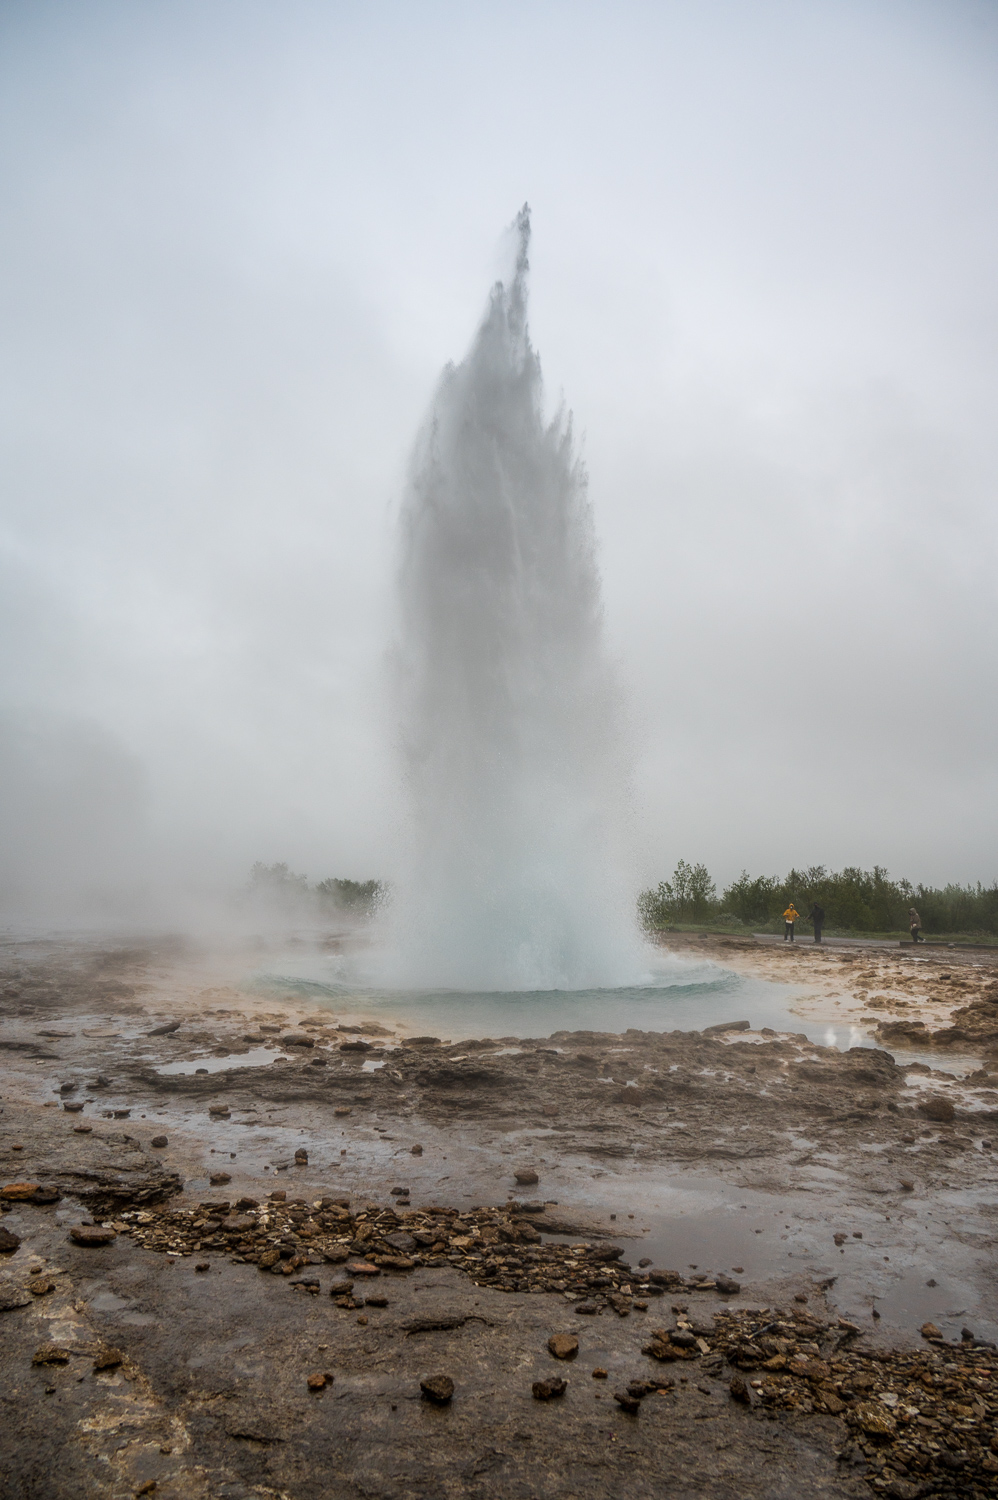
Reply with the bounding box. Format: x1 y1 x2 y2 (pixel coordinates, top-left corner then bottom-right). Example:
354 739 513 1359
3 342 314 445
0 1281 31 1310
72 1125 92 1134
514 1169 539 1185
32 1343 70 1365
69 1225 116 1247
613 1389 641 1414
307 1372 328 1390
62 1102 85 1113
0 1226 21 1253
150 1136 169 1148
334 1107 352 1117
410 1144 422 1154
1 1182 42 1201
729 1376 751 1404
339 1040 372 1053
93 1346 124 1370
920 1322 943 1340
548 1333 579 1360
592 1367 608 1378
919 1096 955 1123
420 1375 454 1405
532 1377 567 1400
27 1278 55 1296
294 1149 308 1164
209 1172 232 1185
854 1400 897 1436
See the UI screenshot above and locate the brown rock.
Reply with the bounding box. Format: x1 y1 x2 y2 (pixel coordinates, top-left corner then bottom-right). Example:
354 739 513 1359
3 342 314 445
32 1343 70 1365
0 1226 21 1253
69 1225 116 1247
919 1096 955 1122
920 1321 943 1340
548 1333 579 1360
294 1149 308 1164
27 1278 55 1296
209 1172 231 1185
345 1261 381 1276
1 1182 41 1201
93 1346 124 1370
803 1358 831 1384
334 1107 352 1117
532 1377 568 1400
307 1372 328 1390
150 1136 168 1148
592 1367 608 1378
514 1169 539 1185
854 1400 896 1436
62 1102 85 1112
420 1374 454 1404
221 1214 256 1233
410 1143 422 1153
0 1283 31 1311
729 1376 751 1404
613 1390 641 1414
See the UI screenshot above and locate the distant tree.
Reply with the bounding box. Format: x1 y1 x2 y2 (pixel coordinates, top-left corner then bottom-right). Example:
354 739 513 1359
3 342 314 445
315 877 385 918
638 859 717 926
248 861 310 897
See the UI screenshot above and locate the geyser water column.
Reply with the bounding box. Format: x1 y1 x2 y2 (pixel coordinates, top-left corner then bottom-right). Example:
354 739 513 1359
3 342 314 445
385 207 640 991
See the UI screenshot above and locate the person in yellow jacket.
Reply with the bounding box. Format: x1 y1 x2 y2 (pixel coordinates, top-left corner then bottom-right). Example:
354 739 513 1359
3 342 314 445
783 903 799 942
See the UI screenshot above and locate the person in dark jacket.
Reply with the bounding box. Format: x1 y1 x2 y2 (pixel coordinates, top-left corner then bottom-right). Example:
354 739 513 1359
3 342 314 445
808 902 825 943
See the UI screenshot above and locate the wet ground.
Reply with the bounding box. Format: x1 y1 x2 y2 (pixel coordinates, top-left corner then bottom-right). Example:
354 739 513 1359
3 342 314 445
1 931 997 1498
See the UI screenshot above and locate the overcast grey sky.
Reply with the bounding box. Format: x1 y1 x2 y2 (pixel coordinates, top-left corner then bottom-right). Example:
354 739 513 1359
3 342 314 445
1 0 996 918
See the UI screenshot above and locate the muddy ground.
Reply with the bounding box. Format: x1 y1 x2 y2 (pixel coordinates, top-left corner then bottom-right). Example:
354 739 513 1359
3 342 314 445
2 932 998 1499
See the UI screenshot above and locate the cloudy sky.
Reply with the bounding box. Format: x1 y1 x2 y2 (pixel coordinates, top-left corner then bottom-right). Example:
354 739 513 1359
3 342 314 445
1 0 996 918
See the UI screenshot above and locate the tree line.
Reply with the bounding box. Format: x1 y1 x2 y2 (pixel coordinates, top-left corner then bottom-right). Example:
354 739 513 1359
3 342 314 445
638 859 998 937
247 862 384 917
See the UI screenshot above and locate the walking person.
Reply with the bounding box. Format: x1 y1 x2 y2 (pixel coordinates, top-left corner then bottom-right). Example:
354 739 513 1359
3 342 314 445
809 901 825 944
909 907 923 943
783 902 799 942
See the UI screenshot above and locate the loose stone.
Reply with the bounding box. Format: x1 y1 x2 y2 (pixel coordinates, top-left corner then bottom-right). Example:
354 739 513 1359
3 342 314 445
420 1375 454 1404
69 1225 116 1247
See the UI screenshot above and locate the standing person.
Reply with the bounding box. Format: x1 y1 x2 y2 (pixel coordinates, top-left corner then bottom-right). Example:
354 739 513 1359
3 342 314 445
909 907 923 943
783 902 799 942
809 901 825 943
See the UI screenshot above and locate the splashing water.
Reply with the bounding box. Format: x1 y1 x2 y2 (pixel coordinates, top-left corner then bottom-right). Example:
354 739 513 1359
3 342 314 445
379 208 641 991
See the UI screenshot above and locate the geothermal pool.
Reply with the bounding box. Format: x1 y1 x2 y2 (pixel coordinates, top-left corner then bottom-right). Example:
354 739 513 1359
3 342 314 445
252 953 867 1049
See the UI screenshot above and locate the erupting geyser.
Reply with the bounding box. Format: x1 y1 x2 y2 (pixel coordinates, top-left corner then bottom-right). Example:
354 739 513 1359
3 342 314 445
384 207 640 990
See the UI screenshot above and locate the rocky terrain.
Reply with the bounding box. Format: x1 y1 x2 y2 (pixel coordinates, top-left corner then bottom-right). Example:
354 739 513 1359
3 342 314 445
2 932 998 1498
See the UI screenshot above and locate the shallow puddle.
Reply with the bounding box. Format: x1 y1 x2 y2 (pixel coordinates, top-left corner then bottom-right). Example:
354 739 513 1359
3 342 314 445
156 1046 282 1075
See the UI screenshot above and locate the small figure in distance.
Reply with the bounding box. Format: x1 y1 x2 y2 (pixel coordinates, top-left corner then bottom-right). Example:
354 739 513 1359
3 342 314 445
809 901 825 944
909 907 923 943
783 902 799 942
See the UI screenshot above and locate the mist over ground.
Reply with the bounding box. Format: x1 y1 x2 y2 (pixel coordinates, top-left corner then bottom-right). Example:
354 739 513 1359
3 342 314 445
1 0 996 923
